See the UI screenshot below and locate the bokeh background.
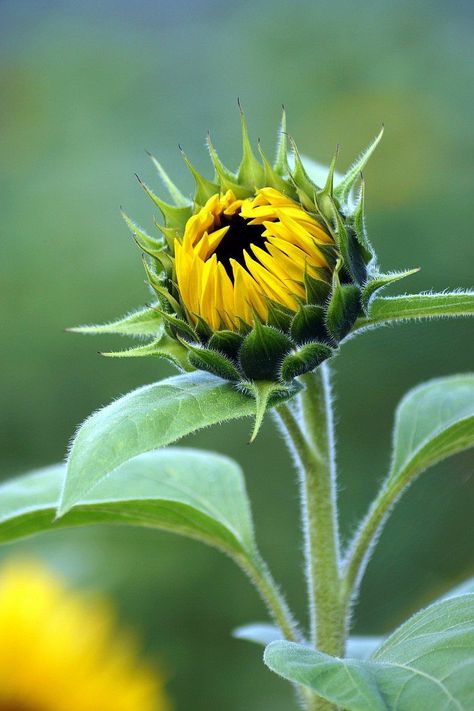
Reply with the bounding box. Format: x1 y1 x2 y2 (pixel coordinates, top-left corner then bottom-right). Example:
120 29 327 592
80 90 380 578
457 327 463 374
1 1 473 708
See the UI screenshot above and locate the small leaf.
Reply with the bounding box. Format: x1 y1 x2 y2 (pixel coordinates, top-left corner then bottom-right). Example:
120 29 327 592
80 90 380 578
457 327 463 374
68 306 162 338
265 594 474 710
59 372 257 515
274 106 289 176
187 345 241 381
353 290 474 334
0 449 257 559
361 269 420 311
334 126 384 204
281 342 333 381
388 374 474 488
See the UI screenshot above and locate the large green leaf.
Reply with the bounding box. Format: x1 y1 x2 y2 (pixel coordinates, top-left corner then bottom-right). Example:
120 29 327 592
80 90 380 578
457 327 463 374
59 372 258 515
0 449 256 558
388 374 474 488
342 375 474 606
353 291 474 334
265 594 474 710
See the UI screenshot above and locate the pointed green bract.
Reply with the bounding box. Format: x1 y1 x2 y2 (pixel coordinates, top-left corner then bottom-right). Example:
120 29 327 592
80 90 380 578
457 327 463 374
274 106 289 176
69 306 162 338
147 152 190 207
136 174 192 231
361 268 420 310
180 148 219 205
334 126 384 204
237 105 265 189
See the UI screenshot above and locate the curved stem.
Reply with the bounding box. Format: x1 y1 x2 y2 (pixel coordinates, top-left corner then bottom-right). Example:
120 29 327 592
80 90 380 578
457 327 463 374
341 475 405 617
238 551 301 643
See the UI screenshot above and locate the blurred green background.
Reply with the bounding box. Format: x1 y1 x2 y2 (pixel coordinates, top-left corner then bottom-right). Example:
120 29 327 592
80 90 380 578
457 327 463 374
1 0 473 708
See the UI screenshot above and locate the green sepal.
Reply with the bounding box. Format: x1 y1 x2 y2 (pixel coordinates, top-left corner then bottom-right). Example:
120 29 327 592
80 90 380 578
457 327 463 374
265 301 293 332
100 333 193 372
187 345 242 382
237 104 265 189
180 147 219 205
121 210 166 255
206 133 251 199
136 174 192 232
274 106 289 176
334 125 384 204
303 272 331 305
153 218 180 253
143 262 182 314
241 380 301 443
146 152 190 207
315 147 340 221
158 309 196 340
208 330 243 360
68 306 162 338
349 177 374 261
362 268 420 311
239 322 293 381
333 208 368 286
326 264 361 342
289 137 319 199
193 314 213 341
258 140 295 196
280 342 334 381
290 304 328 344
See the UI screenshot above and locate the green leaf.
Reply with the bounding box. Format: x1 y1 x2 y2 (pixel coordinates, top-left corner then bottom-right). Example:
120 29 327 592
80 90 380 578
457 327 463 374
234 624 381 659
59 372 258 516
0 449 256 559
68 306 163 337
353 290 474 334
265 594 474 710
388 374 474 488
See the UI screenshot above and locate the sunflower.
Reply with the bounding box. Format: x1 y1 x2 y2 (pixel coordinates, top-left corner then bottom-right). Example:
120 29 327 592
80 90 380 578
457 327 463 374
74 108 387 435
0 559 170 711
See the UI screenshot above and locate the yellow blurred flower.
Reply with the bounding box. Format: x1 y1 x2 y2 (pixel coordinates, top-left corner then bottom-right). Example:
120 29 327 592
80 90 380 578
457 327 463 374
0 559 170 711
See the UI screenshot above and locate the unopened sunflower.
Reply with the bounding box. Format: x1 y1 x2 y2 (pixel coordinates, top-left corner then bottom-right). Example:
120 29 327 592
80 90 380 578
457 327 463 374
75 108 406 433
0 559 169 711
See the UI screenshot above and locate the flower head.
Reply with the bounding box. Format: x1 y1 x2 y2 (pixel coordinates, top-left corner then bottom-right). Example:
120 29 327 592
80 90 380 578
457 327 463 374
174 187 334 330
0 558 169 711
79 107 399 435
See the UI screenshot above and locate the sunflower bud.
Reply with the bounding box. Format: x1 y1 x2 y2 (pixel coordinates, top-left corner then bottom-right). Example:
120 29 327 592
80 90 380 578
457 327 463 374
80 108 413 434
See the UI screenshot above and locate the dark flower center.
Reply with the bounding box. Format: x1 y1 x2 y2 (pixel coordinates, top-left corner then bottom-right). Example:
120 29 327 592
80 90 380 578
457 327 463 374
213 214 269 279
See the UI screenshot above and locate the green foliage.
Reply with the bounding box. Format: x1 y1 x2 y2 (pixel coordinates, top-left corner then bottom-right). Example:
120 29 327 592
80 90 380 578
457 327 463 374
354 291 474 333
389 374 474 488
264 594 474 710
58 372 258 515
0 449 257 559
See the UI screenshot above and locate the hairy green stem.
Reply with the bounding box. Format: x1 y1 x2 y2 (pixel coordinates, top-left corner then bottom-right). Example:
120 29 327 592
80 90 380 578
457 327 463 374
239 551 301 643
276 365 344 711
341 475 405 619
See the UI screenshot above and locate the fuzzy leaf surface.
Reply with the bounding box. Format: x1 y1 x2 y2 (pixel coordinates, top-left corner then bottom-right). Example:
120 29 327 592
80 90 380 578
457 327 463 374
388 374 474 489
0 449 256 558
59 372 257 515
265 595 474 710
